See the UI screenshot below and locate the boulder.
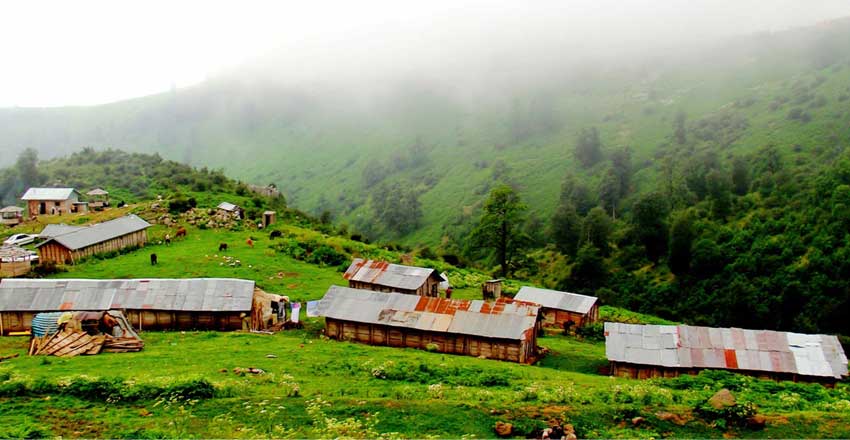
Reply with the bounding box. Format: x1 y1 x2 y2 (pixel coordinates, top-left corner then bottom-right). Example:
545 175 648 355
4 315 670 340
631 416 646 426
494 421 513 437
708 388 736 410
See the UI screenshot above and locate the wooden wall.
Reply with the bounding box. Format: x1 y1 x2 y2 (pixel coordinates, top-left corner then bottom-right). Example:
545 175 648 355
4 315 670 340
325 318 537 363
0 260 31 277
124 310 244 331
540 303 599 331
0 311 36 334
610 361 838 386
38 243 73 265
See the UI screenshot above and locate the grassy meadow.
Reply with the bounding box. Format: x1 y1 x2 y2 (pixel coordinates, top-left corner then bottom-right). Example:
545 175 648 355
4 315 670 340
1 220 850 438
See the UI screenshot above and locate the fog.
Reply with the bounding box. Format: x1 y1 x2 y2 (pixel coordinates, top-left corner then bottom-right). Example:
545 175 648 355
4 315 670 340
1 0 849 107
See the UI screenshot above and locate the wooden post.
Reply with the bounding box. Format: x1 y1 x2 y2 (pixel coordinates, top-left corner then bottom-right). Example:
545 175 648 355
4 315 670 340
0 312 4 336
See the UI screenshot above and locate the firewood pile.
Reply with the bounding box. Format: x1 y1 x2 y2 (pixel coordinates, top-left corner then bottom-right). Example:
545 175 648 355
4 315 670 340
28 310 144 358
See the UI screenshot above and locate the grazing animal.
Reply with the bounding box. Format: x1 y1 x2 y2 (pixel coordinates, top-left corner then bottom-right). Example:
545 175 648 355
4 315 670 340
246 238 254 248
150 253 158 265
175 227 187 238
219 243 228 252
269 230 282 239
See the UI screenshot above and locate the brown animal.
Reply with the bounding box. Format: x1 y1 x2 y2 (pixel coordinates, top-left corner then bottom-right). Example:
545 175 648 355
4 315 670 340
175 227 187 238
246 238 254 248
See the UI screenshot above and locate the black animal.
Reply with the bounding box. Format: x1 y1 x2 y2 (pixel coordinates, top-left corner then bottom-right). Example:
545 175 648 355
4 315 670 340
150 253 158 265
269 230 283 240
117 200 126 208
218 243 228 252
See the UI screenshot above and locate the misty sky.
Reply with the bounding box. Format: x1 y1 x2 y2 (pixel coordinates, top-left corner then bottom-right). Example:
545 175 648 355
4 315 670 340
1 0 849 108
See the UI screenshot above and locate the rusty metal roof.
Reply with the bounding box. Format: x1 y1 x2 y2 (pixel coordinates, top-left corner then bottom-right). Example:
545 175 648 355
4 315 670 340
343 258 440 291
0 246 36 262
604 323 849 379
21 188 79 201
514 286 598 314
36 215 150 251
0 206 24 213
317 285 539 341
86 188 109 196
0 278 255 312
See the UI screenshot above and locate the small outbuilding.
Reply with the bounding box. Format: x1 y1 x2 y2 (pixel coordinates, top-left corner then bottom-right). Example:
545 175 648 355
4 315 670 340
36 214 151 264
344 258 443 297
604 323 849 385
0 246 35 277
21 188 82 217
0 206 24 227
217 202 243 219
316 285 541 363
514 286 599 331
86 188 110 210
262 211 276 228
0 278 274 334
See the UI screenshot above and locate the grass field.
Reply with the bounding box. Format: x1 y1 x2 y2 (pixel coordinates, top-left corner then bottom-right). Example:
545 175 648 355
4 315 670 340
2 218 850 438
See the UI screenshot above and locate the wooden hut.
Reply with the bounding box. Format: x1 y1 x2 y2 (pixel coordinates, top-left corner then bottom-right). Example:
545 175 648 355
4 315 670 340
262 211 276 228
0 246 35 277
343 258 443 297
20 188 81 217
514 286 599 331
0 278 266 334
86 188 110 210
316 286 541 363
482 279 502 300
36 215 150 264
0 206 24 227
604 322 849 385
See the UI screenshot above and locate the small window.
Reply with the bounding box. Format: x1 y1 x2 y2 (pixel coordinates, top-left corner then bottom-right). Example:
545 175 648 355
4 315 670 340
55 202 61 206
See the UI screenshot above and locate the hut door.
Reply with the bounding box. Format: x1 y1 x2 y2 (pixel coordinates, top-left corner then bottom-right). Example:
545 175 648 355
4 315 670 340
39 202 46 215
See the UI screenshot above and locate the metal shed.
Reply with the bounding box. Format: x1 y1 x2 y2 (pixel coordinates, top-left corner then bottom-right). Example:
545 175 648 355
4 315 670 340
316 285 541 363
343 258 443 297
514 286 599 331
0 278 259 334
604 323 848 385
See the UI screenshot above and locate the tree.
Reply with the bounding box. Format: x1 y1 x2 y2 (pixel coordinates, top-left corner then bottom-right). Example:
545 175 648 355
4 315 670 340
371 182 422 235
559 174 595 215
610 147 632 195
598 167 621 218
706 169 732 219
673 110 687 145
551 200 581 256
560 243 607 294
469 185 529 277
668 210 695 275
581 207 613 256
15 148 43 189
632 192 670 262
575 127 603 168
731 156 750 196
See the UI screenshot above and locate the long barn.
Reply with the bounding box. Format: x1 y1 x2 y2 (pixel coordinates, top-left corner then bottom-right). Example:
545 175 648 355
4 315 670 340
605 323 848 385
0 278 267 334
36 215 151 264
343 258 443 297
316 285 541 363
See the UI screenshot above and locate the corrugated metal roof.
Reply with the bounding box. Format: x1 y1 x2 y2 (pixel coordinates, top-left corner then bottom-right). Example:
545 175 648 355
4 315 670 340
21 188 79 201
36 215 150 251
343 258 440 291
0 246 34 262
217 202 240 211
39 223 86 238
604 323 849 379
86 188 109 196
0 278 254 312
514 286 598 314
317 285 539 341
0 206 24 213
